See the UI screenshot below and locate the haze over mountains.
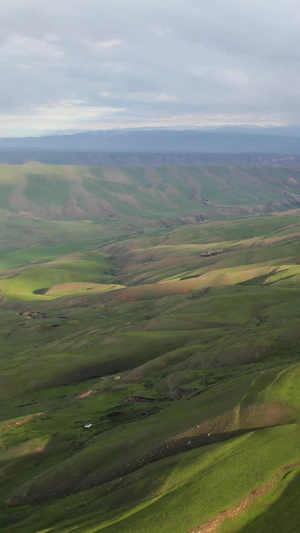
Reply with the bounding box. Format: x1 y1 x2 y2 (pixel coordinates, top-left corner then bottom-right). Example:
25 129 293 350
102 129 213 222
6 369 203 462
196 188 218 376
2 127 300 167
1 127 300 154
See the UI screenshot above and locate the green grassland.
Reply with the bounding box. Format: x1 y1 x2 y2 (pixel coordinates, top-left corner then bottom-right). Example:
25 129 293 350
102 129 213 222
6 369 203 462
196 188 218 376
2 165 300 532
1 163 300 221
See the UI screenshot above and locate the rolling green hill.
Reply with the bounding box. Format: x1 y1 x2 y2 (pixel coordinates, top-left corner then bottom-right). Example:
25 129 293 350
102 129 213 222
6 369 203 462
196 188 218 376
1 163 300 221
2 164 300 532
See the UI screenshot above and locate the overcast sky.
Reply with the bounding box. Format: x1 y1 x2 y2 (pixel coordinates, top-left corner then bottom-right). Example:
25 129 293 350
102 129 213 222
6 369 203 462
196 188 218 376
1 0 300 136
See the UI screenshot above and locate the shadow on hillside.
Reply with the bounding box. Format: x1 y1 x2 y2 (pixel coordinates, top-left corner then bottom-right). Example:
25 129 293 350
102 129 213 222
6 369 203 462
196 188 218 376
1 426 267 510
239 470 300 532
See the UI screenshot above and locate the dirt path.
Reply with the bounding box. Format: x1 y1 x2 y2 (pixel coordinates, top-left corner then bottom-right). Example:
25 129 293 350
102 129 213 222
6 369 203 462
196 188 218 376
188 460 300 533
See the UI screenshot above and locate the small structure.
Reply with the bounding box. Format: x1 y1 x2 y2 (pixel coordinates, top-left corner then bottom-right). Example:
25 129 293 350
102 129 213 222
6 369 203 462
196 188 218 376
84 423 92 429
201 249 223 257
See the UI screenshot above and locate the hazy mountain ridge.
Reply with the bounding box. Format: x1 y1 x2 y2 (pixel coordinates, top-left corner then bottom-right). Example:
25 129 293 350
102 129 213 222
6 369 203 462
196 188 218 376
1 128 300 154
1 151 299 167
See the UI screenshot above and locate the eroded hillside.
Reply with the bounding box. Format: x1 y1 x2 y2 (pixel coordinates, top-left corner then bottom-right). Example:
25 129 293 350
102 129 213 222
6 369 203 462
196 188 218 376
1 163 300 220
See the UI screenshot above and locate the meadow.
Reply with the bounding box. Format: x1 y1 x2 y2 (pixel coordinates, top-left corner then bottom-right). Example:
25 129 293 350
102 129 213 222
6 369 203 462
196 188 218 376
1 164 300 532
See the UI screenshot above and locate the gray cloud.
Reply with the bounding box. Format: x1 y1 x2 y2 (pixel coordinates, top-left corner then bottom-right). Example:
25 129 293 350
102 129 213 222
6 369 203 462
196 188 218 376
1 0 300 135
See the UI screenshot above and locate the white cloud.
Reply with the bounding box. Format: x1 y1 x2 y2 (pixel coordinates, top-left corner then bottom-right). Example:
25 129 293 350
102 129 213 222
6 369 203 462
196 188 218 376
1 0 300 134
0 102 126 136
95 39 122 49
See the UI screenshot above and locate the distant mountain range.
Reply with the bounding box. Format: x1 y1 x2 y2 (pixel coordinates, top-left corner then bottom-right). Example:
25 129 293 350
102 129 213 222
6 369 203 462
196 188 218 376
1 127 300 155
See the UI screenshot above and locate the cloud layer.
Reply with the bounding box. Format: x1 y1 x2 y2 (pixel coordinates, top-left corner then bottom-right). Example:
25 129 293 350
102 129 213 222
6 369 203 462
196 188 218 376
2 0 300 135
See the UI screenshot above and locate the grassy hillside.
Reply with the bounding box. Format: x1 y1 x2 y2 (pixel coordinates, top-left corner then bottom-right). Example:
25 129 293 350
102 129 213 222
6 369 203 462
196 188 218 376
2 206 300 531
1 163 300 221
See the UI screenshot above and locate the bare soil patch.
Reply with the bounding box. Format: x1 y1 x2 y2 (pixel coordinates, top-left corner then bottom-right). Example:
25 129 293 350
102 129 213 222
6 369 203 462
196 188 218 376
188 460 300 533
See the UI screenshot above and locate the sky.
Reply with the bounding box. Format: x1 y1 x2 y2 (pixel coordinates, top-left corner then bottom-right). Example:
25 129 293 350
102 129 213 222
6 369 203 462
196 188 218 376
2 0 300 136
